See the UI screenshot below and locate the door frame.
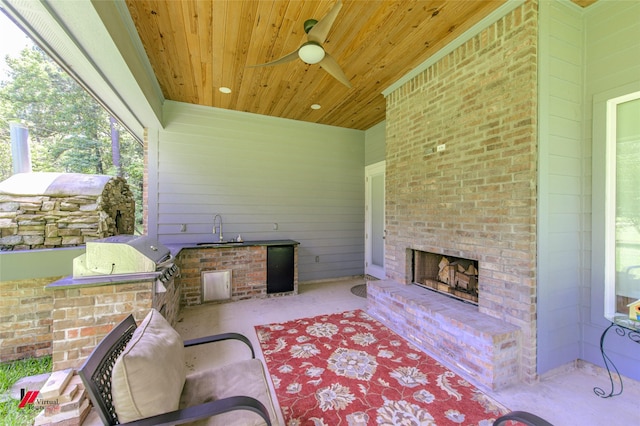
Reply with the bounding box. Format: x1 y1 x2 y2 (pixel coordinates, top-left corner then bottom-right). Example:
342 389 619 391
365 161 385 279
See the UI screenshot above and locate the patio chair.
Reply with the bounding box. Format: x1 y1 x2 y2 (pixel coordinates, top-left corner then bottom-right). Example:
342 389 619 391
78 309 277 425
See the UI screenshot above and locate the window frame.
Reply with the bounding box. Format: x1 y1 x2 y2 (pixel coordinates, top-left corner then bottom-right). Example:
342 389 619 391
603 90 640 321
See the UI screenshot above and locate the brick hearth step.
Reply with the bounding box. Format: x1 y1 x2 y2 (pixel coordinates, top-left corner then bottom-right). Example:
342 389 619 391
367 279 520 391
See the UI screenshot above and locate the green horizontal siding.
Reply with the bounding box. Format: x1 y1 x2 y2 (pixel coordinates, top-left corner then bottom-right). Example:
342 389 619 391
156 101 366 281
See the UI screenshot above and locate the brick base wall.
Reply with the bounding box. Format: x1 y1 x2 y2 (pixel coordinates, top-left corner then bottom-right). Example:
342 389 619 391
49 276 179 371
154 275 181 327
0 277 56 362
384 1 538 383
49 282 152 371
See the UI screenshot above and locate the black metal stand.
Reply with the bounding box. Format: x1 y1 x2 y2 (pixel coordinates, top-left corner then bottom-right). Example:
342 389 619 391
593 321 640 398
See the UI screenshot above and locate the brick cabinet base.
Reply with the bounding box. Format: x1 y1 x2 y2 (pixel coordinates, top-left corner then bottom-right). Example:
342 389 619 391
367 279 521 391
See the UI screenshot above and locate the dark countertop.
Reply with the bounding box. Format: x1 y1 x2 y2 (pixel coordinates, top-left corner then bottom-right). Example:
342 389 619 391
165 239 300 257
47 271 161 289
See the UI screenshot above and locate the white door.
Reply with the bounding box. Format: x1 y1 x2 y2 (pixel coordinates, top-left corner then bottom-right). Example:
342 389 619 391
365 161 385 279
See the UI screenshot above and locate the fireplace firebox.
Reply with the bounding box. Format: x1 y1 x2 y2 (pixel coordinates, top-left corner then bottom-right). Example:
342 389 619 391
411 250 479 304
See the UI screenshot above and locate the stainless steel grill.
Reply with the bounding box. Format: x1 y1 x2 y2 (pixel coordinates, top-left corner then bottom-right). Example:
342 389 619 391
73 235 177 283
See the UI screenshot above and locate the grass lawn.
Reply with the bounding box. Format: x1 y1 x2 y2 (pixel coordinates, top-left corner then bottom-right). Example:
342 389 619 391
0 356 52 426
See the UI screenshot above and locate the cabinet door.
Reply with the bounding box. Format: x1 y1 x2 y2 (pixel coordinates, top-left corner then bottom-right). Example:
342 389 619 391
267 246 294 293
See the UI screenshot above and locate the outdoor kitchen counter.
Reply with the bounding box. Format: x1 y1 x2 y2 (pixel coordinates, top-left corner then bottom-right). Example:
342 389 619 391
171 239 300 305
43 240 298 370
46 240 299 288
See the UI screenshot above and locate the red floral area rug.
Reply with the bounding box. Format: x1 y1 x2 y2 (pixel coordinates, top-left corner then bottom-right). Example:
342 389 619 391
255 310 511 426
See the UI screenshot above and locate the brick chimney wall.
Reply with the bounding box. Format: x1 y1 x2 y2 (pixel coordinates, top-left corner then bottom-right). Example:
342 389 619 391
384 1 538 382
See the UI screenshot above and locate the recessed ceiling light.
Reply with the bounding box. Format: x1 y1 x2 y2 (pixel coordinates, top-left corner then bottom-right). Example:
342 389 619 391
219 87 232 94
311 104 321 110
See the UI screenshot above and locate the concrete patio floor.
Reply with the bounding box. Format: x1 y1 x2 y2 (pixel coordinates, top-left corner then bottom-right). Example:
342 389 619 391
174 277 640 426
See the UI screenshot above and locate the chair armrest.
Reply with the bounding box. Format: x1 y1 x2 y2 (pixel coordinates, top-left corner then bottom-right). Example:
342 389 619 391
493 410 554 426
119 395 271 426
183 332 255 358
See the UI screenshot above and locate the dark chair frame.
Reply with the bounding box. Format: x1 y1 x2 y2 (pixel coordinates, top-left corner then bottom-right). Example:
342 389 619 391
493 410 554 426
78 314 272 426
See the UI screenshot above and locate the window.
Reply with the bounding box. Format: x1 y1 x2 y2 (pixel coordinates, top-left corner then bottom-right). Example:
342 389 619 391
604 91 640 324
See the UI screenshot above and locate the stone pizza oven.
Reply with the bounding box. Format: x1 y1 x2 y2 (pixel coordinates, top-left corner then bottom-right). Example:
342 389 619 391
0 172 135 250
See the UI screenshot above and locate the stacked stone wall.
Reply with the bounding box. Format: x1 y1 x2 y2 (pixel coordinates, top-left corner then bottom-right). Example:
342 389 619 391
0 174 134 250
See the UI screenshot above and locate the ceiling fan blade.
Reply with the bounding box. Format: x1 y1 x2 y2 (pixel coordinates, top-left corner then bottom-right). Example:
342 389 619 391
247 49 299 68
307 1 343 44
319 53 351 88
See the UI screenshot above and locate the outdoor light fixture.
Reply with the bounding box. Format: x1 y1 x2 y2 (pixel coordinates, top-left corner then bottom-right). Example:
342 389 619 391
298 42 325 64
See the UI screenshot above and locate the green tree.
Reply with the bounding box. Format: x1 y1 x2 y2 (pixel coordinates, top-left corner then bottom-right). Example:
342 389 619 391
0 46 144 230
0 97 11 178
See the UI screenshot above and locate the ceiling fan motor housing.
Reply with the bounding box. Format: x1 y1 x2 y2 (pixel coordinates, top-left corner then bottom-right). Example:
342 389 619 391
303 19 318 33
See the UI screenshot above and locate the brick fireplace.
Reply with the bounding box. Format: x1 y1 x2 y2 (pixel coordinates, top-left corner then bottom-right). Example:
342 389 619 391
369 1 539 389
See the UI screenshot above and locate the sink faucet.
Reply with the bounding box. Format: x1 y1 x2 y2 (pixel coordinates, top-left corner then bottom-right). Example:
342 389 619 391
213 214 223 242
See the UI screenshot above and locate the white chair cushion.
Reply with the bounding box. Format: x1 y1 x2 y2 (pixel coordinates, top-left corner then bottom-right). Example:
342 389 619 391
179 358 277 426
111 309 186 422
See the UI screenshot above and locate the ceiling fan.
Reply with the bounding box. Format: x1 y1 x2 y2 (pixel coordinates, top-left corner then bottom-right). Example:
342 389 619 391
249 1 352 88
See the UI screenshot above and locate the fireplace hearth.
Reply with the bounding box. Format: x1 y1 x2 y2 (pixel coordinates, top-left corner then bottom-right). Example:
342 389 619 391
367 280 520 390
411 250 479 304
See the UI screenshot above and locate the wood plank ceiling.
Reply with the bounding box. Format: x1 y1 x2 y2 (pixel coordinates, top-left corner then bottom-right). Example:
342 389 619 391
125 0 596 131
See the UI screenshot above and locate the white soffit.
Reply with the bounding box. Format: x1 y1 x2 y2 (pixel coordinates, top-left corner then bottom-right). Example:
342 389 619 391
0 0 163 141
